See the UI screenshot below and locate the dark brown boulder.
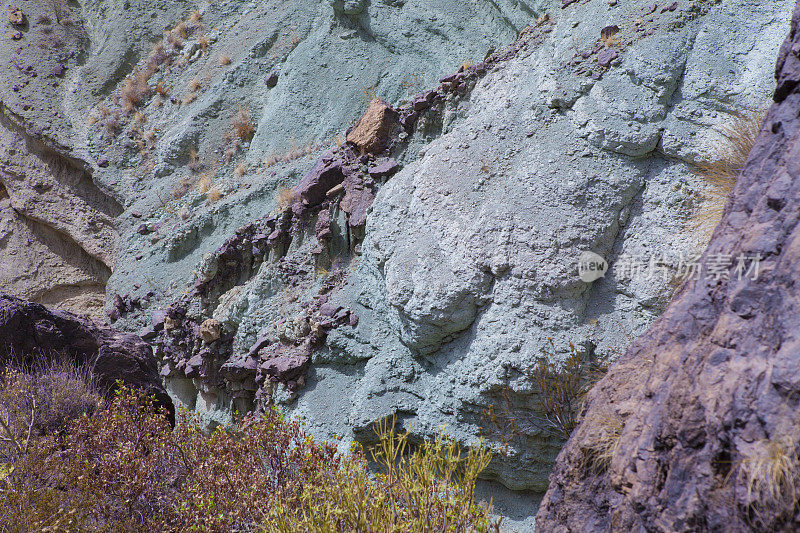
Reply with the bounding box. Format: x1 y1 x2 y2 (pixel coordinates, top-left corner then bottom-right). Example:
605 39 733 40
538 4 800 531
0 293 172 417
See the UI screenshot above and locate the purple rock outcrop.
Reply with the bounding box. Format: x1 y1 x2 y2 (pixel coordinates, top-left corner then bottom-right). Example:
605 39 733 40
0 293 172 415
538 5 800 531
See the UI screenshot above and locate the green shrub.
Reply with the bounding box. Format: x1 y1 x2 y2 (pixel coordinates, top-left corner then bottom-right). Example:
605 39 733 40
0 386 497 532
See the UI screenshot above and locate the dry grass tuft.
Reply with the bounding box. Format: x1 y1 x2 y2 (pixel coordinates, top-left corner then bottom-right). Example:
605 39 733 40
172 22 187 39
187 148 203 173
166 30 183 49
582 410 624 474
736 436 799 527
234 163 247 177
195 174 212 194
121 70 152 113
188 10 202 23
689 111 764 245
188 78 202 92
232 107 255 141
133 111 147 124
276 187 298 211
104 112 121 137
206 187 223 203
182 92 197 105
198 33 210 55
0 360 102 463
219 54 231 66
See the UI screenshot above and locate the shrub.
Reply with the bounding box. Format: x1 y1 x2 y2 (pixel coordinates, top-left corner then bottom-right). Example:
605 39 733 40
0 388 497 532
483 340 616 443
154 81 169 96
0 360 102 464
121 69 152 113
689 111 764 245
232 107 256 141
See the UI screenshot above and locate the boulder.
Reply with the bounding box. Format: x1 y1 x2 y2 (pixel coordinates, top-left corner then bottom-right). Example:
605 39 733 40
346 100 399 154
0 293 172 416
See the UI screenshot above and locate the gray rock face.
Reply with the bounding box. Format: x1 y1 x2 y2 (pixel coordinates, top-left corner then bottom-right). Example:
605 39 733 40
1 0 795 528
538 4 800 530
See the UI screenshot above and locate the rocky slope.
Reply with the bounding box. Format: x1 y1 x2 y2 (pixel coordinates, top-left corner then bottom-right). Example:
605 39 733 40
537 4 800 530
0 0 795 527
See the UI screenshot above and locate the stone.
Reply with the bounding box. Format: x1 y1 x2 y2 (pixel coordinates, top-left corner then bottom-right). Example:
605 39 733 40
265 71 279 87
596 49 618 67
368 159 399 179
346 100 399 154
199 318 221 343
0 293 171 415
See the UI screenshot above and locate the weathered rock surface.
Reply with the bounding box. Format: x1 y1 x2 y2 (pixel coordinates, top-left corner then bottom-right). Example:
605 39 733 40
0 293 171 414
1 0 796 528
537 3 800 530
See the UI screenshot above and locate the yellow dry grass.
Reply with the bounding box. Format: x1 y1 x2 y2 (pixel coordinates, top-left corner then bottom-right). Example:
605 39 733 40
688 111 764 245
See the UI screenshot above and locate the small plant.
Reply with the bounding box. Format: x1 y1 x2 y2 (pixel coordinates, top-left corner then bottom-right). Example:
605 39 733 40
198 32 210 55
195 173 212 193
182 92 197 105
483 340 616 445
232 107 255 141
148 41 170 70
121 69 152 113
187 147 203 173
166 29 183 49
188 10 202 24
276 187 298 211
219 54 232 66
188 78 202 92
172 21 188 39
735 436 799 527
689 111 764 245
154 81 169 96
581 410 624 473
104 111 121 137
235 162 247 177
362 84 386 103
206 187 223 203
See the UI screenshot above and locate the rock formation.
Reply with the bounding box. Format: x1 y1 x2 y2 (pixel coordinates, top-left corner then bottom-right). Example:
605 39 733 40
0 293 171 415
1 0 797 527
537 3 800 531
